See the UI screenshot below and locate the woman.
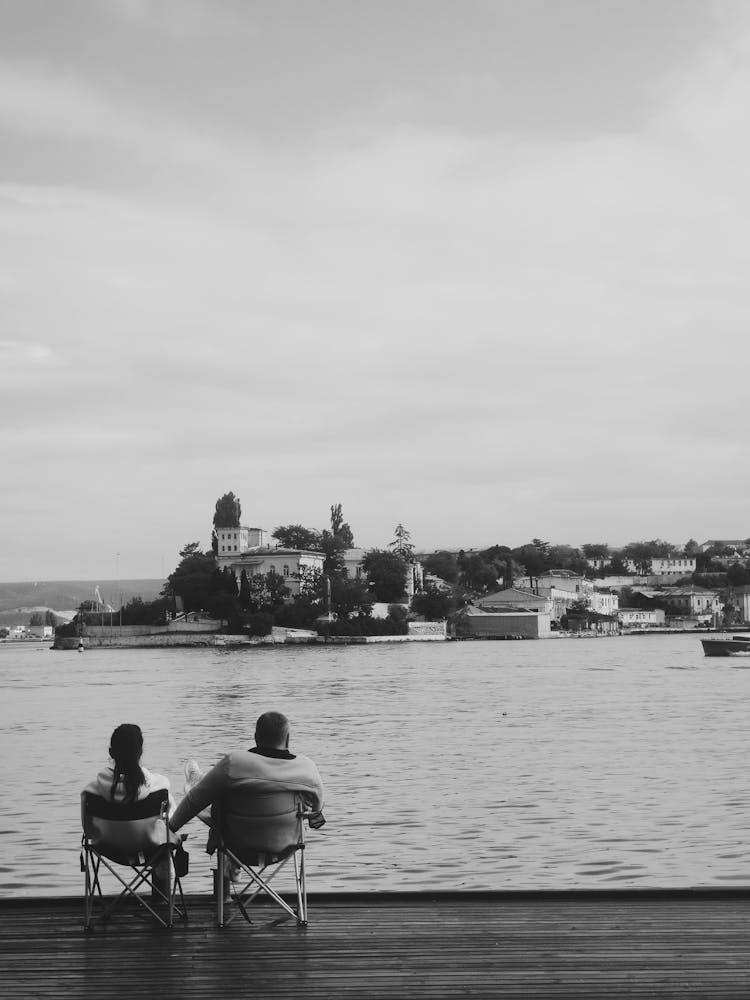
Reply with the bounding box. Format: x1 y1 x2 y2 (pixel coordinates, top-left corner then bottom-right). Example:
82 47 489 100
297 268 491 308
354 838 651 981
83 724 177 897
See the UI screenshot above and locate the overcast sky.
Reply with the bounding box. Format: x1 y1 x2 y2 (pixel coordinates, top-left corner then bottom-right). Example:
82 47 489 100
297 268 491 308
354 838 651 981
2 0 749 581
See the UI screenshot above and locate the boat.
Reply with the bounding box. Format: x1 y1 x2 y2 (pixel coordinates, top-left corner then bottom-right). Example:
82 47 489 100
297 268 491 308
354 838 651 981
701 634 750 656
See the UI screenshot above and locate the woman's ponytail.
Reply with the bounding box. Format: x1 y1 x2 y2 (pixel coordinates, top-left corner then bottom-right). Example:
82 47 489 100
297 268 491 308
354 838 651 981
109 723 146 802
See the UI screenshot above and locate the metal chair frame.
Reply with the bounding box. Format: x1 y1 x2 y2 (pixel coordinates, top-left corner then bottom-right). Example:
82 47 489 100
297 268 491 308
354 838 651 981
216 806 311 928
81 789 188 931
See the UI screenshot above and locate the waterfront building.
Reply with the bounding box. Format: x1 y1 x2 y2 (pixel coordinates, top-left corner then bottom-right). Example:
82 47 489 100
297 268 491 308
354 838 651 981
618 607 666 629
512 572 594 623
476 587 551 615
215 527 423 601
215 524 325 598
722 585 750 625
453 604 551 639
565 608 619 634
631 586 721 623
590 588 619 616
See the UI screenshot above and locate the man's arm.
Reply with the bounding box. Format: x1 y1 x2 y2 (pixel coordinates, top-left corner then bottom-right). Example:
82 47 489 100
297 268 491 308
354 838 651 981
169 755 230 833
299 756 325 827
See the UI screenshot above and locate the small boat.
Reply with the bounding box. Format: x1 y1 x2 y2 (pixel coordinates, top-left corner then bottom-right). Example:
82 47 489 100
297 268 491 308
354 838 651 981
701 634 750 656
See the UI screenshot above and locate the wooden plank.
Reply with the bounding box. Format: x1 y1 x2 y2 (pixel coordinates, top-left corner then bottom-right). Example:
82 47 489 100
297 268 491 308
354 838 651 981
2 894 750 998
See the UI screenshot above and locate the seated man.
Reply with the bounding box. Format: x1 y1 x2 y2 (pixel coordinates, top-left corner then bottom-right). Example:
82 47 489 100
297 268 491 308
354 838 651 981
168 711 325 881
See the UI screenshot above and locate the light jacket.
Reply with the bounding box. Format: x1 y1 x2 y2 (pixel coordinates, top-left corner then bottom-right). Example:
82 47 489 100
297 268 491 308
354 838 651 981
169 748 324 843
82 764 177 854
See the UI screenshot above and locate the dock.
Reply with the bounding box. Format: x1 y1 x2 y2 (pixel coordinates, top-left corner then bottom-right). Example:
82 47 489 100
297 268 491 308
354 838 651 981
3 889 750 998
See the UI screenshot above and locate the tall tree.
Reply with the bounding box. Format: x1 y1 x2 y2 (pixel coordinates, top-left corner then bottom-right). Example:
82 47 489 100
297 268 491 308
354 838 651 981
329 575 373 620
389 523 414 558
272 524 323 550
582 543 610 559
244 571 290 613
422 550 459 584
511 543 549 579
179 541 203 559
547 545 587 575
459 552 499 594
362 549 407 603
213 492 241 528
162 543 217 612
411 584 452 621
322 503 354 576
330 503 354 547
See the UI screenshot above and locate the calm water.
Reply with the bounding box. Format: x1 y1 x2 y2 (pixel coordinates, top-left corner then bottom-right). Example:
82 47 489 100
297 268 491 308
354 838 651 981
2 634 749 897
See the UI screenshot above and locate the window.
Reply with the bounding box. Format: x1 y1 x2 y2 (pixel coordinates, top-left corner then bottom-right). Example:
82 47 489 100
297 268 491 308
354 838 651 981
283 565 290 577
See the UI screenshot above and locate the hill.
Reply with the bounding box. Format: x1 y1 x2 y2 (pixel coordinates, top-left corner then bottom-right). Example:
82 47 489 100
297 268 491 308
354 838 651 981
0 579 164 624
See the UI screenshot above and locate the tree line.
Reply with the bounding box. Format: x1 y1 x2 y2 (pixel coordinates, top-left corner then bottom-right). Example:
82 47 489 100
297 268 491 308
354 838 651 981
55 492 750 639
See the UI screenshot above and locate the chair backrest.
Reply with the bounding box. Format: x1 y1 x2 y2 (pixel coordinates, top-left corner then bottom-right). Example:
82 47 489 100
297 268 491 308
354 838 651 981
217 788 303 859
82 789 170 860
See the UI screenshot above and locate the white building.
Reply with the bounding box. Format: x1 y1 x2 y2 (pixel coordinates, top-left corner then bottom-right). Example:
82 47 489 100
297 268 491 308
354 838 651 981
650 556 696 576
216 526 423 602
619 607 666 629
215 526 267 557
632 586 721 622
590 589 619 616
215 524 324 598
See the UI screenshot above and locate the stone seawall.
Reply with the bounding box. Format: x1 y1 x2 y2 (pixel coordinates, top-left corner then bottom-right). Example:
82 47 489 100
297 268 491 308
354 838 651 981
54 632 240 649
54 619 448 649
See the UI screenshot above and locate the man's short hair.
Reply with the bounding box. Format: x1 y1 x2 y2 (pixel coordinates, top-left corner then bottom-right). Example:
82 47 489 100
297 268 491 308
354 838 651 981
255 711 290 748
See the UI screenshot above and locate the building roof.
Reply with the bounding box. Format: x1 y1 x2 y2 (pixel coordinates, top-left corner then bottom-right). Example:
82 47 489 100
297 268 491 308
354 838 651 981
460 605 539 618
633 586 719 598
230 547 325 561
477 587 548 609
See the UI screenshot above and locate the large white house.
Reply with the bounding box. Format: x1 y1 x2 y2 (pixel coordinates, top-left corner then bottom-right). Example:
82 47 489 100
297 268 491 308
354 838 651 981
215 527 423 600
215 525 324 597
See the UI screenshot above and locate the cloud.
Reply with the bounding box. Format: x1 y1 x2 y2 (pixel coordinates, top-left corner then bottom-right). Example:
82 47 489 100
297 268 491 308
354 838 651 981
0 339 56 365
3 3 750 576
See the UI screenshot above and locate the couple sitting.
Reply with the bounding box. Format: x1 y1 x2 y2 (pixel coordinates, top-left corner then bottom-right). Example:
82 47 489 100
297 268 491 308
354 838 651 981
83 711 325 895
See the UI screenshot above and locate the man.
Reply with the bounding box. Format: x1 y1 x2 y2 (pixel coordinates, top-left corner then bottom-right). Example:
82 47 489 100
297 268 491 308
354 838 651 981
169 711 326 850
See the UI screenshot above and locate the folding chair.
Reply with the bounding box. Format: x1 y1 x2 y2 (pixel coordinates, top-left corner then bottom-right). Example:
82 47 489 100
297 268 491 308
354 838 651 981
213 790 313 928
81 789 188 931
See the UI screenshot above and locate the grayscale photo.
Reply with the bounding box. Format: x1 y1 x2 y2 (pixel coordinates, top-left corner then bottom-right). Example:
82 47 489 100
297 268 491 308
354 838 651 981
2 1 749 996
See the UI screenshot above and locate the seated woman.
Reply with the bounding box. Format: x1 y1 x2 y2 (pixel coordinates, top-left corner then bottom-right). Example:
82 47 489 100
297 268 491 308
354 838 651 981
82 723 177 897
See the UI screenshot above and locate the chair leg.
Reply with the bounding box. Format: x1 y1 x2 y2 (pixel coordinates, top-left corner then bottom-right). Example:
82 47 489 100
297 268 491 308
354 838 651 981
294 850 307 926
217 854 225 928
83 849 94 931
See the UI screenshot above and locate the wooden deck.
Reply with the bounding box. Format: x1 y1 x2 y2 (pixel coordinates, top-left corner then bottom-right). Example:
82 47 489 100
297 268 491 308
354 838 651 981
3 890 750 998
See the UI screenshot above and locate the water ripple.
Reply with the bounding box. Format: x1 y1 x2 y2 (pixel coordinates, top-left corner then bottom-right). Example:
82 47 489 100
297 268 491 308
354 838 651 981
1 634 748 897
